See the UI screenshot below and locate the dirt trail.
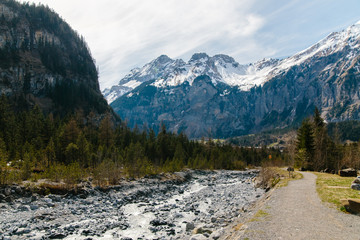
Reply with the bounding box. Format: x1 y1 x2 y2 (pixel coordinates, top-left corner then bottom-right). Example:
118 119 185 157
223 172 360 240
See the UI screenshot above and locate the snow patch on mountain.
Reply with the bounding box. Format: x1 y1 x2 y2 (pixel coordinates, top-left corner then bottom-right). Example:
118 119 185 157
102 85 131 104
123 80 142 89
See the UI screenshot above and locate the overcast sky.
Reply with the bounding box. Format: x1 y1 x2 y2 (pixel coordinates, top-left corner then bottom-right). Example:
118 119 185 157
19 0 360 90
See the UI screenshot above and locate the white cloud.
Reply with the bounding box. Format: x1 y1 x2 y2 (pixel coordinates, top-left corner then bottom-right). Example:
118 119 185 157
18 0 267 89
18 0 360 90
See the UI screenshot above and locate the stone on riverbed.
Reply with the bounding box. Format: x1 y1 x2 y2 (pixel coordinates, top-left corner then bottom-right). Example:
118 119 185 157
17 205 30 211
209 228 225 240
351 183 360 190
353 176 360 184
0 193 5 202
351 176 360 190
190 234 208 240
186 222 195 231
29 204 38 210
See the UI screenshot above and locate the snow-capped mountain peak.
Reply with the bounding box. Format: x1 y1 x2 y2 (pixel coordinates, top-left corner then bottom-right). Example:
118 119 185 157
103 53 279 103
153 54 173 64
189 52 210 62
288 22 360 63
103 22 360 104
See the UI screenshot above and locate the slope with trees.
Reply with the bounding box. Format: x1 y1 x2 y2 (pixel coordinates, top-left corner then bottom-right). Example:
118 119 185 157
0 0 111 116
295 108 359 172
0 95 284 186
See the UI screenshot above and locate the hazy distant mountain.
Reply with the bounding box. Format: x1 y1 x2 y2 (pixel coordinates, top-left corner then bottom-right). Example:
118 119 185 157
108 21 360 138
0 0 111 116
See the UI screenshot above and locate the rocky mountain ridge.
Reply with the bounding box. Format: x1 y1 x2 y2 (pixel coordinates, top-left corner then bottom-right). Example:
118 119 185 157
110 22 360 138
103 54 281 104
104 21 360 105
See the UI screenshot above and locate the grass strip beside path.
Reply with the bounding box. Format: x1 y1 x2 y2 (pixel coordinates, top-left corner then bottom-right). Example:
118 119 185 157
315 172 360 210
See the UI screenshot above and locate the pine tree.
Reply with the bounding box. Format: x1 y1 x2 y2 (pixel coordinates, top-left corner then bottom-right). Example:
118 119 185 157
61 119 80 147
312 107 328 171
313 107 325 129
156 123 170 165
0 137 9 185
21 152 33 180
44 113 56 143
45 137 56 168
65 143 79 164
295 118 315 170
76 133 90 168
99 113 114 148
173 142 187 164
0 94 17 159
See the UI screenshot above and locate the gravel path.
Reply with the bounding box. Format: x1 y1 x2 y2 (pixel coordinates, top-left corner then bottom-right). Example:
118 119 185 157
226 172 360 240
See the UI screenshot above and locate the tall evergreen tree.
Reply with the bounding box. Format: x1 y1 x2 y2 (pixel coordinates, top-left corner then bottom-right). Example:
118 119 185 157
45 137 56 168
99 113 114 148
312 107 328 171
76 133 90 168
0 137 9 185
61 119 80 147
173 142 187 164
295 118 315 170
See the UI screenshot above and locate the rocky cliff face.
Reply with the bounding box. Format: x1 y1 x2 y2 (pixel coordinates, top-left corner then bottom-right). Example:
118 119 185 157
110 22 360 138
0 0 109 115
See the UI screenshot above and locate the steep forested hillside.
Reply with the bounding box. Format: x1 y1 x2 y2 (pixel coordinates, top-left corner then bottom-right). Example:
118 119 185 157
0 0 109 115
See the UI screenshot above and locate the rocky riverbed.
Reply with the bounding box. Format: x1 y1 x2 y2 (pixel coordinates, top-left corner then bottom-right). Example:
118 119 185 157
0 170 264 240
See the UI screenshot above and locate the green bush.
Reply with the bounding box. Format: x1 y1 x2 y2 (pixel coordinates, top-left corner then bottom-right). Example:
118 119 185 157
232 160 246 170
21 152 33 180
44 163 66 182
0 165 9 185
6 170 21 184
93 159 121 186
125 157 155 178
163 158 184 173
63 162 85 185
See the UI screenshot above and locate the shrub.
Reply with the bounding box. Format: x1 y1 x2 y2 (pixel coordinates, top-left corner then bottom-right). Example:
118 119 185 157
232 160 246 170
63 162 85 185
258 167 277 189
0 165 9 185
21 152 33 180
163 158 184 173
125 157 155 178
44 163 66 182
93 158 122 186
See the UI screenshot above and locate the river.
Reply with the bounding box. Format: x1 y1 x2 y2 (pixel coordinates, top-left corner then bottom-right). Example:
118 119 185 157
0 170 263 240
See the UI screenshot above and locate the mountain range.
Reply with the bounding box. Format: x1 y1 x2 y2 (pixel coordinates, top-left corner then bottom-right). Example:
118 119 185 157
106 22 360 138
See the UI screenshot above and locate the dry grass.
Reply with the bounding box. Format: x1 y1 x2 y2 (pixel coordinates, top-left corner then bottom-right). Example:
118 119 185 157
233 223 243 231
271 167 303 188
257 167 302 190
314 172 360 210
250 209 270 222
